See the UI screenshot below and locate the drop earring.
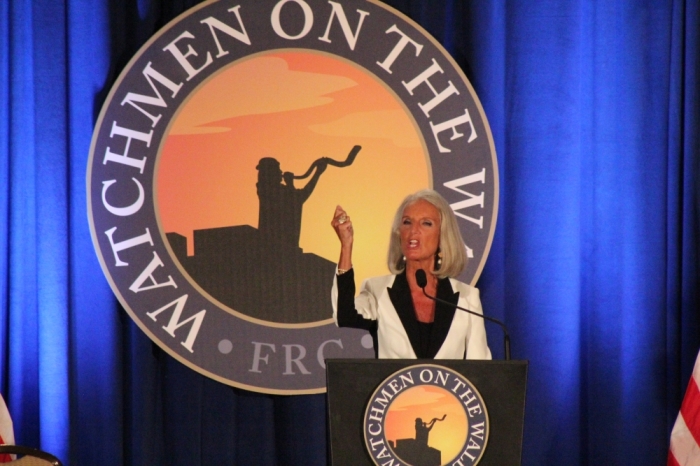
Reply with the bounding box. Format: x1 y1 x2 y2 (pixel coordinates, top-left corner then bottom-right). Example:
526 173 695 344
434 248 442 271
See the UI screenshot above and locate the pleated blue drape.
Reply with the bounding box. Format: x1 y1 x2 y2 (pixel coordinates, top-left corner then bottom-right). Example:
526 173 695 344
1 1 698 465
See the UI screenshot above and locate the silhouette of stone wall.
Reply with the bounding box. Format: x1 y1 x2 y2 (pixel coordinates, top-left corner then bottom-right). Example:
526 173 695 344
167 225 335 323
393 438 441 466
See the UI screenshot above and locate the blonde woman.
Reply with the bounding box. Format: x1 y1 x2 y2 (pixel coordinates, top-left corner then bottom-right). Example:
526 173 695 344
331 189 491 359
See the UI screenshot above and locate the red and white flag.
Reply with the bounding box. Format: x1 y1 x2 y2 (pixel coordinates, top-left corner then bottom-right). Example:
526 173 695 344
0 394 13 463
669 349 700 465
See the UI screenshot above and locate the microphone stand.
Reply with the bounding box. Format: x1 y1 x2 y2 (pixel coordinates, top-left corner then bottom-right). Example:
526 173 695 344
416 270 511 360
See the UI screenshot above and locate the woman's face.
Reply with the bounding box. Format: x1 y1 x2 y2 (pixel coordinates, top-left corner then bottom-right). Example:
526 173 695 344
399 200 441 266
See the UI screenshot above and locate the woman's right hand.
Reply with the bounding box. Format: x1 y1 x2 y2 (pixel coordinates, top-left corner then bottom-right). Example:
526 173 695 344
332 206 354 272
331 205 353 247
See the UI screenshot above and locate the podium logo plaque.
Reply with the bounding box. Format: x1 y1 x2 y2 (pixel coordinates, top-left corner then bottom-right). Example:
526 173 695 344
364 364 489 466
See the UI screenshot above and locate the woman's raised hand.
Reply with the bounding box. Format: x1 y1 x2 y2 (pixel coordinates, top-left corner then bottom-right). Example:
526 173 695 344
332 206 354 272
331 205 353 246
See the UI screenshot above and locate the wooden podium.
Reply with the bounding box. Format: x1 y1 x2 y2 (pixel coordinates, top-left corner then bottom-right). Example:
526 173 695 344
326 359 528 465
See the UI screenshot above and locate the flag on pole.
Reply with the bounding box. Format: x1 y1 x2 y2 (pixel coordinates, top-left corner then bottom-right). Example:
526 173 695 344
668 349 700 465
0 394 13 463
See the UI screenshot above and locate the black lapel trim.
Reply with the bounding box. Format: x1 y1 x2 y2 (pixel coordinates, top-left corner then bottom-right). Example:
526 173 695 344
386 272 422 357
426 278 458 358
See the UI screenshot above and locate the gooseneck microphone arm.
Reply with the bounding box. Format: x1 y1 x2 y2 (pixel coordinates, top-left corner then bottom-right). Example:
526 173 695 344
415 269 511 361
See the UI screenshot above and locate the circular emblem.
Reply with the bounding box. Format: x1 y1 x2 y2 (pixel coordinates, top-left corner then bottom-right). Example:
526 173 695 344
364 364 489 465
87 0 498 393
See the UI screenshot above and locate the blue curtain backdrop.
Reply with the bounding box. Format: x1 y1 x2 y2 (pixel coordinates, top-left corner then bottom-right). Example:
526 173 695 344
1 0 698 464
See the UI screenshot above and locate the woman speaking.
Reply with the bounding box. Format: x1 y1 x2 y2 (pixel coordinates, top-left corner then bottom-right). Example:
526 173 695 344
331 189 491 360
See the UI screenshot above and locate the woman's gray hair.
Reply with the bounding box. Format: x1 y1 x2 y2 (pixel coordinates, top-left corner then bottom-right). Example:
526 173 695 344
387 189 467 279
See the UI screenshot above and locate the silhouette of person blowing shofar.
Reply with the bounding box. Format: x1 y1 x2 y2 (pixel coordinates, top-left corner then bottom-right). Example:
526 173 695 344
415 415 447 447
256 145 361 252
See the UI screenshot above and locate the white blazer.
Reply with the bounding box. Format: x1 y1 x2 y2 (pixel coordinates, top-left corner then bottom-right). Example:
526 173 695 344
332 273 492 360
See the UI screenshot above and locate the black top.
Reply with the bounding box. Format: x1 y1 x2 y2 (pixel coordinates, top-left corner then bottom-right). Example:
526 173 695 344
336 269 461 358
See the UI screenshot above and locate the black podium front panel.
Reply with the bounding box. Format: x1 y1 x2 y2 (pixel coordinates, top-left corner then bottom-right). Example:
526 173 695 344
326 359 528 466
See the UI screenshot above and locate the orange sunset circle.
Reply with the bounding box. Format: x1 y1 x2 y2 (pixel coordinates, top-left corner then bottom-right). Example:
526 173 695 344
385 385 468 464
156 49 430 295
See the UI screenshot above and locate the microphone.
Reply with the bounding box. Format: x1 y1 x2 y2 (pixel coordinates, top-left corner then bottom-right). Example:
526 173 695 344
415 269 511 360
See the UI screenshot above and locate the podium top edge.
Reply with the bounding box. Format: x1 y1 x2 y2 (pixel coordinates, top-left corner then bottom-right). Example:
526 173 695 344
325 359 529 365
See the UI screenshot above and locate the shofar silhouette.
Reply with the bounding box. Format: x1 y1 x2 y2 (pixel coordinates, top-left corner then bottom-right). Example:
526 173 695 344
292 145 361 180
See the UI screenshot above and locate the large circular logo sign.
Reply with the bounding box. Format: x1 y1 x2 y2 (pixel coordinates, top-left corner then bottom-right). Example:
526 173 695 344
364 364 489 465
87 0 498 394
